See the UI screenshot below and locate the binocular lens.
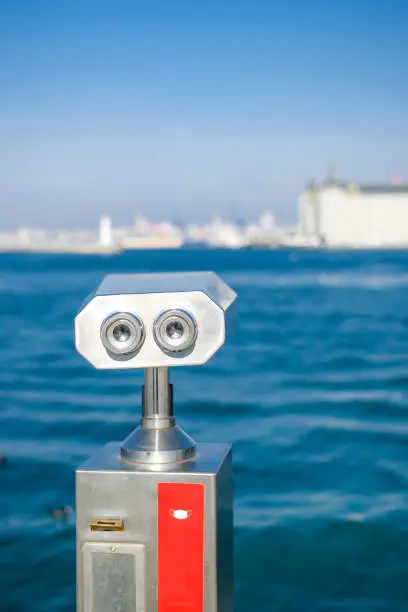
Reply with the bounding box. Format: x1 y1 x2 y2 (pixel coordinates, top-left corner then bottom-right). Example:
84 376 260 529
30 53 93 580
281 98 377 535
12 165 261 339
166 321 184 340
101 313 145 357
154 309 197 353
112 323 132 344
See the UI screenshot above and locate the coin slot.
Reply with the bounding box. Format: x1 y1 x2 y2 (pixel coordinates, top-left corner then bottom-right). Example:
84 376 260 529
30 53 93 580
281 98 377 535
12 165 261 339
89 518 124 532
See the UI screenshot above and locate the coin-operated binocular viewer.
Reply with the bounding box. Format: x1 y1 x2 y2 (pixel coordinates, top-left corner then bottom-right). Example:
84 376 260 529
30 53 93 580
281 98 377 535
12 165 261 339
75 272 236 612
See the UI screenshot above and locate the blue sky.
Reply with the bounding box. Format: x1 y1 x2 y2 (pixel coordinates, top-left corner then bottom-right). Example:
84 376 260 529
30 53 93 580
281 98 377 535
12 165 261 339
0 0 407 228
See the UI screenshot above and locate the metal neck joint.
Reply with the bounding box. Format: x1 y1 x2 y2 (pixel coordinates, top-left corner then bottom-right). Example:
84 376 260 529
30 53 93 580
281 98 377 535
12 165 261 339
119 367 197 465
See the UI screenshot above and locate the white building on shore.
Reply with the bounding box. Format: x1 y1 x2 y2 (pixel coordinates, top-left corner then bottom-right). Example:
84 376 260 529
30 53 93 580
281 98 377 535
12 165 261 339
299 178 408 247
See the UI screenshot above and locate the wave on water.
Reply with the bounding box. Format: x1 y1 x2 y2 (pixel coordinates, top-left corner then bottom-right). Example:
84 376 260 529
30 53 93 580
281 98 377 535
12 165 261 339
227 271 408 289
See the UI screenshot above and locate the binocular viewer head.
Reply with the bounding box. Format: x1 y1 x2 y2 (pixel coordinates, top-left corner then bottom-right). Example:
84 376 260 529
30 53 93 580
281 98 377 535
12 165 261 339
75 271 236 370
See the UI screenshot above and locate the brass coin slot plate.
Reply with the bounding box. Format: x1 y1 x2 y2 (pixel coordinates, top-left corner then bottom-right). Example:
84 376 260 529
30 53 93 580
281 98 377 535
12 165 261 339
89 518 124 532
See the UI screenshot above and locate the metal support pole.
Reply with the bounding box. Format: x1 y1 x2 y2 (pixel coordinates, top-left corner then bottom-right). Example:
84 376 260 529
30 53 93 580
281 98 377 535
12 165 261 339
141 367 174 429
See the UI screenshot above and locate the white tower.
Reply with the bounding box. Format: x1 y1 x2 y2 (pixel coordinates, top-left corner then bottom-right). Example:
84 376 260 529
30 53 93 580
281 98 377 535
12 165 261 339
99 215 113 247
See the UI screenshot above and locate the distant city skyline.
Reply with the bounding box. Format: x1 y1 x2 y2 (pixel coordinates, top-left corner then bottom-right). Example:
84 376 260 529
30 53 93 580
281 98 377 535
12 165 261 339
0 0 407 229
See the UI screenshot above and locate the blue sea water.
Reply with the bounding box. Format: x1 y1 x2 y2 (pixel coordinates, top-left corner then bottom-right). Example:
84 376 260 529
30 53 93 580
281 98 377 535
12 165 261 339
1 248 408 611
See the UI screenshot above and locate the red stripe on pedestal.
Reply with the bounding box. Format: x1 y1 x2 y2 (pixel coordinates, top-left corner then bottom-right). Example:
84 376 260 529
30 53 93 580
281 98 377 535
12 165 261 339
158 482 205 612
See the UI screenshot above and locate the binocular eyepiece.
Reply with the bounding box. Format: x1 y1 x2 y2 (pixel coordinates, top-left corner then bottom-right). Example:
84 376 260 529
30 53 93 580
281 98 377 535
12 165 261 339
153 309 197 354
100 308 198 358
100 312 145 357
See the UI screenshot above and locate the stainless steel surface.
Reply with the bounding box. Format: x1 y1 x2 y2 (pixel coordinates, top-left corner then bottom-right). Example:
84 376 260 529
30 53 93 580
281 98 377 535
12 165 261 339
216 450 234 612
120 425 197 464
75 272 236 369
141 368 173 429
153 309 197 353
82 542 145 612
92 272 236 309
76 442 233 612
100 312 145 358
